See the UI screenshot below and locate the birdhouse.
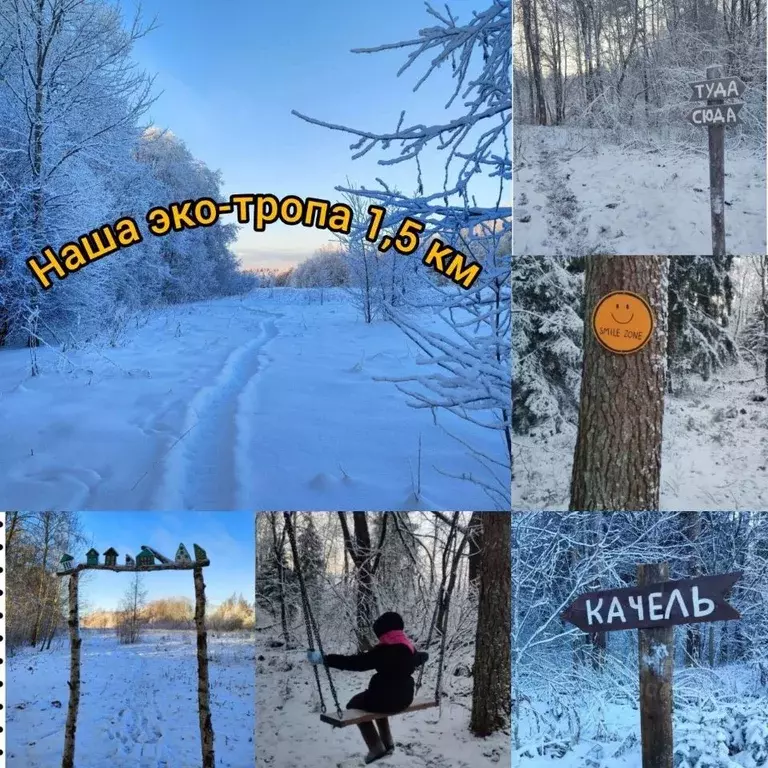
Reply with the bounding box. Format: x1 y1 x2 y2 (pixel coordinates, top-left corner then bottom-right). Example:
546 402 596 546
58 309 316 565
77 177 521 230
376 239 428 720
136 546 155 566
125 554 135 566
193 544 207 562
103 548 119 566
86 548 100 566
60 554 74 572
176 543 192 563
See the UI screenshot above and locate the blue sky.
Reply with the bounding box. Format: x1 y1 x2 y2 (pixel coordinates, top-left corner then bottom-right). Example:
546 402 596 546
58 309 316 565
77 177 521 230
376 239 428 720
121 0 505 269
77 511 255 611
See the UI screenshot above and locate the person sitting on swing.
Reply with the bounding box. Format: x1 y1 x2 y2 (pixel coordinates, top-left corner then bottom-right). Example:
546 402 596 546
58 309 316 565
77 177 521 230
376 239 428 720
307 611 429 764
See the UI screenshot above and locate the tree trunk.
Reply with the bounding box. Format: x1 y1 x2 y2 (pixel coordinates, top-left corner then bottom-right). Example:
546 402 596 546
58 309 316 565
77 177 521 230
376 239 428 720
470 513 511 736
684 511 702 666
467 512 483 585
638 563 674 768
194 566 215 768
352 512 377 650
570 256 668 511
61 572 81 768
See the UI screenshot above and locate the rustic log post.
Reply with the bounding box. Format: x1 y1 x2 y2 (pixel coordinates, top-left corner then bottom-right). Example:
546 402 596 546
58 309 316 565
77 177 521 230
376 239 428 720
637 563 674 768
194 565 215 768
707 64 726 258
61 571 81 768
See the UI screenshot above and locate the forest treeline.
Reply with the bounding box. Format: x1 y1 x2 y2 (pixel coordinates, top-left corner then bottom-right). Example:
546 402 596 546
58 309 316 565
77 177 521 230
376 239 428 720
515 0 767 135
0 1 254 353
513 255 768 435
256 511 511 737
83 593 255 632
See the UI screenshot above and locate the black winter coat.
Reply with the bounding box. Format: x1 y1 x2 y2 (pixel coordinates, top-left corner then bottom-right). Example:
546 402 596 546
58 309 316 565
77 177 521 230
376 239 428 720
324 644 429 714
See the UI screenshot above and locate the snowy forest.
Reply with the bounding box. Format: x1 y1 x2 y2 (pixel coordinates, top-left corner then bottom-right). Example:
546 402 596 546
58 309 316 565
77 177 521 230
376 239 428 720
0 0 511 512
513 255 768 510
0 1 252 350
513 0 767 253
513 511 768 768
255 511 510 767
5 510 255 767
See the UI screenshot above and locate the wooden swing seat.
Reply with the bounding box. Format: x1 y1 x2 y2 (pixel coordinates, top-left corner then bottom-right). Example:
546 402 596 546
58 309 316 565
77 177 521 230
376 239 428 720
319 697 438 727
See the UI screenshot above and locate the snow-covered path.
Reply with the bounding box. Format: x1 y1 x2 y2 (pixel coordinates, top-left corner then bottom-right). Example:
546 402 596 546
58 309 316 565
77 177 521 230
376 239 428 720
0 289 508 510
153 311 279 510
255 637 509 768
7 631 254 768
514 126 766 255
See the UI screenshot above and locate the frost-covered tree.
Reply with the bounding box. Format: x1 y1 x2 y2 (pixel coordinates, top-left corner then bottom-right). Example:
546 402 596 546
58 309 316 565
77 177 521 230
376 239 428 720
289 245 348 289
297 513 325 602
0 2 250 358
0 0 155 351
738 256 768 390
295 1 512 508
512 256 583 435
667 256 736 390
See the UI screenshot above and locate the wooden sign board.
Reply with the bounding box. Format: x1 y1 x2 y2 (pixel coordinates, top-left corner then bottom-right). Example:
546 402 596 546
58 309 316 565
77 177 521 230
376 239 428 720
591 291 654 354
687 102 744 127
689 76 746 101
561 572 741 633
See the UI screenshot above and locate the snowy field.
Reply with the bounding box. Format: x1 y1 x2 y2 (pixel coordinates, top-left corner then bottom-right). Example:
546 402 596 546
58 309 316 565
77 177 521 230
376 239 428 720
6 630 254 768
513 126 766 255
255 635 509 768
0 288 508 510
513 368 768 510
515 663 768 768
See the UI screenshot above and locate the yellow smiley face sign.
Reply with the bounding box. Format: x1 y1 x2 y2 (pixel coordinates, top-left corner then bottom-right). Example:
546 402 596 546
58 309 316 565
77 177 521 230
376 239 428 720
592 291 655 354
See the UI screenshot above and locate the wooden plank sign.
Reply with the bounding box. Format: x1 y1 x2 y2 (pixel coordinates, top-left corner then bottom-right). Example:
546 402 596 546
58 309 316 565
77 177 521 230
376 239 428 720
689 76 746 101
591 291 655 354
687 102 744 127
561 571 741 632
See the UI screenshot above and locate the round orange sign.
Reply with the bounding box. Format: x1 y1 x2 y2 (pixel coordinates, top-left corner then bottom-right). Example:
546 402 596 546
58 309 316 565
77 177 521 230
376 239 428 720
592 291 655 354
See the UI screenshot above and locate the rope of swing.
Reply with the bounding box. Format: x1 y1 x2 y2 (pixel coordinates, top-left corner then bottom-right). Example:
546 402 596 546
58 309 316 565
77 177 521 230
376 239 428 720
415 513 458 706
283 512 343 718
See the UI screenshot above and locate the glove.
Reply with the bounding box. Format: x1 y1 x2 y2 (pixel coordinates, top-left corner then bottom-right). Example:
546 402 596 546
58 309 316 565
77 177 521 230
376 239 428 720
307 650 323 665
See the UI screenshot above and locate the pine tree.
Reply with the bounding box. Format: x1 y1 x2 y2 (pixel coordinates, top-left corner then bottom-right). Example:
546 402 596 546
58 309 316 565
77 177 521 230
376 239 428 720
513 255 583 434
667 256 736 389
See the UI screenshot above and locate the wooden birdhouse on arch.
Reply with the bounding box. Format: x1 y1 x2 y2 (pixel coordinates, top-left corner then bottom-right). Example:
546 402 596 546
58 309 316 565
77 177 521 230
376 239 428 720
136 546 155 566
60 554 74 572
103 548 119 566
86 548 99 566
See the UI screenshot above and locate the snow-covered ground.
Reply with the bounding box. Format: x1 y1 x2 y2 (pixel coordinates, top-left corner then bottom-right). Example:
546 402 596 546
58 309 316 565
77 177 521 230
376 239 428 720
514 126 766 255
6 630 254 768
255 635 509 768
513 368 768 510
515 663 768 768
0 288 508 510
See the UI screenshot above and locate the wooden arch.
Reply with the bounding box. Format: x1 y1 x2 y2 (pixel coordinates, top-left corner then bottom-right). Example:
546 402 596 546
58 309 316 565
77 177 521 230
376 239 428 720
56 546 215 768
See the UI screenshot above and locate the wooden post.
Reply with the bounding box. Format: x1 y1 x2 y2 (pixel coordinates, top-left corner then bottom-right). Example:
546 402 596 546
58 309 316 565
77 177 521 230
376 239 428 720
194 565 215 768
61 571 81 768
707 64 726 257
637 563 674 768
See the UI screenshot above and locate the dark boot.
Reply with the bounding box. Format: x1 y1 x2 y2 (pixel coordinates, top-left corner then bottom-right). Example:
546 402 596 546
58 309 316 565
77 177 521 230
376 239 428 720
375 718 394 754
357 722 387 764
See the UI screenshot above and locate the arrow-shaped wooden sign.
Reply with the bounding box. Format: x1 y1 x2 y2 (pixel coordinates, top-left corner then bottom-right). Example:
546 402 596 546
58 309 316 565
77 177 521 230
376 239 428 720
689 76 746 101
561 572 741 633
687 102 744 127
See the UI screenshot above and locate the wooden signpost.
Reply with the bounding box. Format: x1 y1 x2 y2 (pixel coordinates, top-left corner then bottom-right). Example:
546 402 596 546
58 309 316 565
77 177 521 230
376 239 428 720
56 543 215 768
563 566 741 768
687 65 747 257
